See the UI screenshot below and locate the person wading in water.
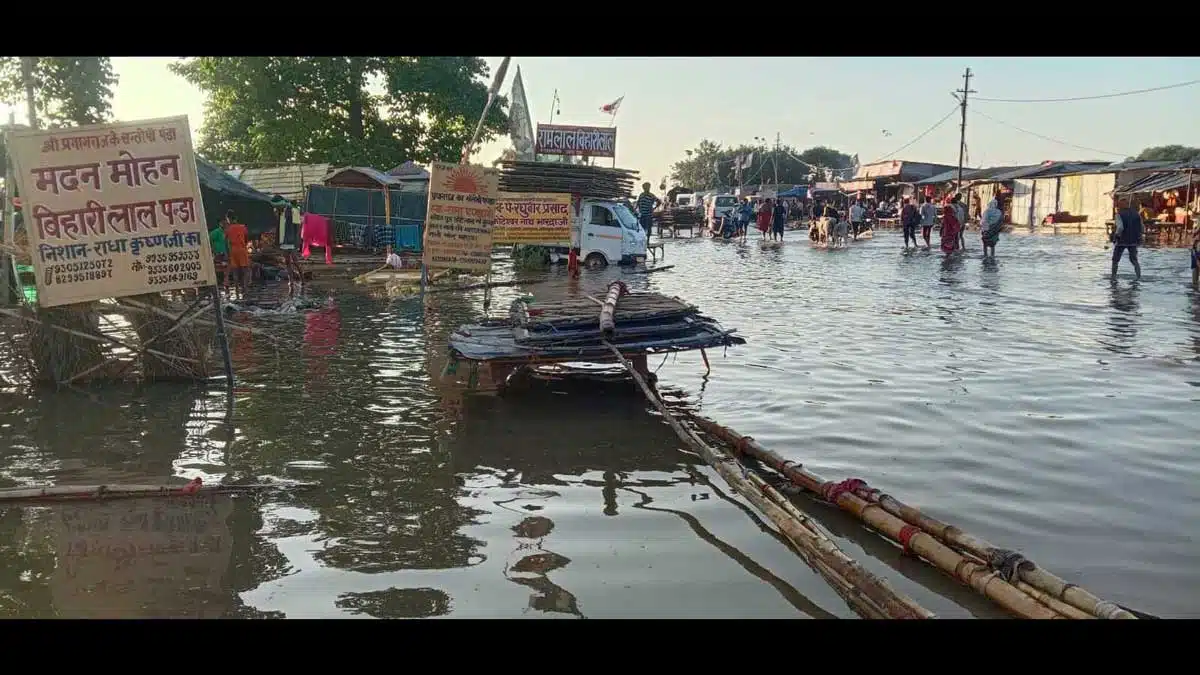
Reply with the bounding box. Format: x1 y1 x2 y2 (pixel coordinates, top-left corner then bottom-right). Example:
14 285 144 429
1111 196 1143 280
635 182 661 237
900 198 920 250
980 197 1004 260
919 196 937 250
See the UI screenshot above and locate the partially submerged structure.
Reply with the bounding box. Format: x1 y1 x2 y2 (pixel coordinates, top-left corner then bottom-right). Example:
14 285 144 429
306 166 429 252
446 288 744 393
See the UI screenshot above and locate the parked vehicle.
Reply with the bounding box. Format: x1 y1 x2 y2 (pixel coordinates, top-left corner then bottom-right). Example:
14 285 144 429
545 197 648 267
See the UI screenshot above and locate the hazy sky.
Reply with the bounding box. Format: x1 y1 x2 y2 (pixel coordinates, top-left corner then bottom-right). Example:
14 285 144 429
4 57 1198 185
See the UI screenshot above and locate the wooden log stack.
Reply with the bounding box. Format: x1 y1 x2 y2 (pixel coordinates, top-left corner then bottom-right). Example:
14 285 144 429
499 161 639 200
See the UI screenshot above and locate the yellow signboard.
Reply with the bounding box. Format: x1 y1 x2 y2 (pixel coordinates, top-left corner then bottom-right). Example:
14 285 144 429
423 162 499 272
494 192 572 244
5 116 216 307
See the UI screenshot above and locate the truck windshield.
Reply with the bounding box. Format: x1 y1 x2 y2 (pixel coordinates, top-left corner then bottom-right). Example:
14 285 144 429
716 196 737 207
611 203 641 231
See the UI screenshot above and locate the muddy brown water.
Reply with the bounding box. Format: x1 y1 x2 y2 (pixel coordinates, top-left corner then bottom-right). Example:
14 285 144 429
1 229 1197 618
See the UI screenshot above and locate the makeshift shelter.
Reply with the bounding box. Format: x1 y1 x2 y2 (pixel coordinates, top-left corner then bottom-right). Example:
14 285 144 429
305 175 428 253
196 156 277 237
226 163 330 203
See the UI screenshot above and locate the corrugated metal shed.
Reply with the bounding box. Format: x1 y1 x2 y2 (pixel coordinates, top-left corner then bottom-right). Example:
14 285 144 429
1075 160 1177 175
987 161 1109 182
387 161 431 180
321 166 407 187
225 163 331 202
1115 171 1199 195
197 157 274 203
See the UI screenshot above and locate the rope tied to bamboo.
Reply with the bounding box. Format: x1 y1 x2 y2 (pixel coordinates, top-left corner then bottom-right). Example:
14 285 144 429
734 435 756 456
824 478 869 504
989 548 1036 583
898 525 922 555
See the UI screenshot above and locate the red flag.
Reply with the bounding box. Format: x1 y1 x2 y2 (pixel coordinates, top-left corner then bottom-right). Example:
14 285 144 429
600 96 624 114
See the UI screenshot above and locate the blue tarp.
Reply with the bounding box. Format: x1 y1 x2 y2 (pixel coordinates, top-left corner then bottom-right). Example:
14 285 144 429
777 186 808 199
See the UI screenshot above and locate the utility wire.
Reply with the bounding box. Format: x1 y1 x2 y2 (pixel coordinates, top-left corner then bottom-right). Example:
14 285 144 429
872 105 960 163
974 78 1200 103
970 108 1129 158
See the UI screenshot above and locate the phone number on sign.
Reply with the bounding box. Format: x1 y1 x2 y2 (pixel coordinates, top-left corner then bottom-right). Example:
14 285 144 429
144 251 201 264
148 272 199 286
50 259 113 274
52 269 113 285
146 262 203 275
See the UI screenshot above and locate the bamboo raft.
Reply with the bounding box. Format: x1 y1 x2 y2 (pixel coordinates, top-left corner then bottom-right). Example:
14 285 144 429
444 285 744 391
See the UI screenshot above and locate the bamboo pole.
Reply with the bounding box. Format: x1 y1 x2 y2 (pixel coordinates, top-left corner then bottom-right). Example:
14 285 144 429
603 341 934 620
689 415 1065 620
599 281 627 337
0 481 297 503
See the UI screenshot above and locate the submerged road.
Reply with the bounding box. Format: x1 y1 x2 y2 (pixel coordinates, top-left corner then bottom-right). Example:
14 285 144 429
0 228 1197 618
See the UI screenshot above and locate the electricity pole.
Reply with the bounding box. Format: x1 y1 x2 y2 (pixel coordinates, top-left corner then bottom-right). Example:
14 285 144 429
955 67 975 249
773 132 781 186
955 67 975 201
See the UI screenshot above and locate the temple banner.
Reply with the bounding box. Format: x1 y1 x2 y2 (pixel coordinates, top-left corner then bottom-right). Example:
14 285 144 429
493 193 572 245
423 162 500 272
535 124 617 158
4 115 216 307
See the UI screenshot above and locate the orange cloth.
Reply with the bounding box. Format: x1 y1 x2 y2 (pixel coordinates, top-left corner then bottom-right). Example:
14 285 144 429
226 222 250 268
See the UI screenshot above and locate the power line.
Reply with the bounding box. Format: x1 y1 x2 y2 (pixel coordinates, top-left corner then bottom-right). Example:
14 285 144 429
872 105 960 164
974 78 1200 103
970 108 1129 158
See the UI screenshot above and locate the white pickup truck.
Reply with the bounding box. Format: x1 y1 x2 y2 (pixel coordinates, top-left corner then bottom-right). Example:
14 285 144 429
543 197 648 267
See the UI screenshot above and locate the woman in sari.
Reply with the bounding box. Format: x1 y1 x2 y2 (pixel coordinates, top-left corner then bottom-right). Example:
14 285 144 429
940 196 962 253
756 199 772 239
980 198 1004 259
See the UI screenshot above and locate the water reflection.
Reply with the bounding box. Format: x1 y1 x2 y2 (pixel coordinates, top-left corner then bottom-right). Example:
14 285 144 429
1 230 1198 618
1103 280 1140 355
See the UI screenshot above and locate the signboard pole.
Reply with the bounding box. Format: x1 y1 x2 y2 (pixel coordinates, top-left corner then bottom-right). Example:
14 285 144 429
208 285 235 414
1 143 14 305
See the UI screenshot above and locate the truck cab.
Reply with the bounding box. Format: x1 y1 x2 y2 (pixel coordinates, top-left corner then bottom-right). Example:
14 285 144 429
545 197 648 268
575 198 647 267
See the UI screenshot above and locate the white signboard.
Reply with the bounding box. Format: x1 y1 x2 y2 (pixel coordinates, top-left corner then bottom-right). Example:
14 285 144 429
5 115 215 307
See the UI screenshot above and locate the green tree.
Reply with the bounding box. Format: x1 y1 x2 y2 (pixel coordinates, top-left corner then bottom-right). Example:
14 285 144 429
1129 145 1200 162
170 57 509 168
668 139 854 190
0 57 118 128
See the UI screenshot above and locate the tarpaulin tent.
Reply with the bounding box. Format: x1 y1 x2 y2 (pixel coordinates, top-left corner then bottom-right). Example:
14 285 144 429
777 186 809 199
196 156 277 237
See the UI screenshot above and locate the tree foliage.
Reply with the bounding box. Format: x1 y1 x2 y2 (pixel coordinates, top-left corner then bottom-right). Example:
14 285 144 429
170 57 509 168
1129 145 1200 163
0 57 118 179
0 57 117 128
668 140 855 190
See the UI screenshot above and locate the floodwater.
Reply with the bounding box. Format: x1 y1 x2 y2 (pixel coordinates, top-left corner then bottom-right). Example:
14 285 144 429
1 228 1198 618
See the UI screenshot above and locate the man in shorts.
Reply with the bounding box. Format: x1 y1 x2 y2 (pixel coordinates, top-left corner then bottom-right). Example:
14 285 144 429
223 210 251 299
1110 197 1143 281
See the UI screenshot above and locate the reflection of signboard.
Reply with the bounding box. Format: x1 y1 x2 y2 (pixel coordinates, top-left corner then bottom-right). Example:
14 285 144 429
493 193 572 245
535 124 617 158
4 116 215 307
49 495 234 618
423 162 499 272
